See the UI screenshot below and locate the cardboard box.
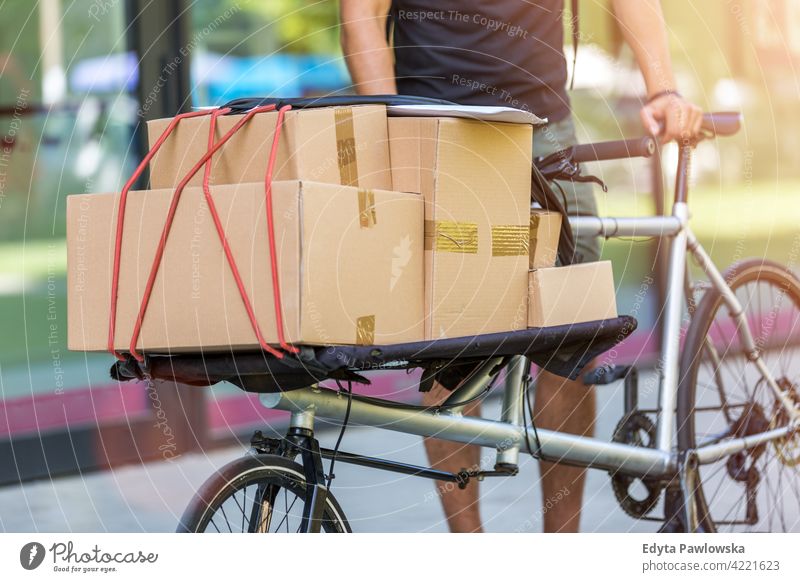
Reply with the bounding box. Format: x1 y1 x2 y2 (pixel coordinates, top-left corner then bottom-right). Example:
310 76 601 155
528 261 618 328
147 105 392 191
529 209 561 269
67 181 423 352
389 116 532 339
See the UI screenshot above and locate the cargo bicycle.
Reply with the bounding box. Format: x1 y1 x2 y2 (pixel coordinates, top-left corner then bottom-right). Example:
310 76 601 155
113 107 800 533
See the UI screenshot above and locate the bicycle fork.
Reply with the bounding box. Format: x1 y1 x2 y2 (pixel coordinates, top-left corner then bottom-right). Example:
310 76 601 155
281 410 329 533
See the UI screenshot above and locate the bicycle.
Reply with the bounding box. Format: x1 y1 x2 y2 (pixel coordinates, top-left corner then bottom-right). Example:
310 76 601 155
114 110 800 533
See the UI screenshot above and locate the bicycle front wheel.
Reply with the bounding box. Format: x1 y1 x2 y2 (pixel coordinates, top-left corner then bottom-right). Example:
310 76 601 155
677 258 800 532
178 454 350 533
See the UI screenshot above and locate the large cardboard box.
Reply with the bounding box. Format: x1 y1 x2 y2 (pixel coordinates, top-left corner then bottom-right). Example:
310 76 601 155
147 105 392 191
529 209 561 269
528 261 618 328
67 181 423 352
389 117 532 339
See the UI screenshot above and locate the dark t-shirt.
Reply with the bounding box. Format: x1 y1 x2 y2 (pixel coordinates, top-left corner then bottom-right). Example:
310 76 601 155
391 0 570 122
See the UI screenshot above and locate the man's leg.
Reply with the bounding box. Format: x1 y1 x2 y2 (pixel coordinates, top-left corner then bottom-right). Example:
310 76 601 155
422 381 483 533
532 116 601 532
534 370 596 532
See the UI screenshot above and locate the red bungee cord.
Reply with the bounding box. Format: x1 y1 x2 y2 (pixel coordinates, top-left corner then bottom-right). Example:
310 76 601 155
110 104 297 362
107 108 217 361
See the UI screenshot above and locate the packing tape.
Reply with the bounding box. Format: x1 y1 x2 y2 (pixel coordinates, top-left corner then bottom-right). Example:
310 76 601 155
424 220 479 253
491 224 529 256
335 107 359 187
358 189 377 228
356 315 376 345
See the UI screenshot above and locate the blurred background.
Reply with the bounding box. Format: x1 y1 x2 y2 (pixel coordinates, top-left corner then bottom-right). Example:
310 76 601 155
0 0 799 530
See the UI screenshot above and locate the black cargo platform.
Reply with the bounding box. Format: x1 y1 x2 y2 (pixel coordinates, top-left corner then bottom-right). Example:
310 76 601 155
111 316 636 393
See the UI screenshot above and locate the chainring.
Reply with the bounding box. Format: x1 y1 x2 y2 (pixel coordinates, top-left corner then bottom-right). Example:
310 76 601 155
610 412 663 518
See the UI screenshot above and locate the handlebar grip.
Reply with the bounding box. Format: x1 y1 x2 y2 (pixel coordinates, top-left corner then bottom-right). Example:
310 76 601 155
701 111 742 136
570 136 657 163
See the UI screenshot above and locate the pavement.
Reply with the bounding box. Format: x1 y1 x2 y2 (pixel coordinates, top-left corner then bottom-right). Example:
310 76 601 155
0 371 664 533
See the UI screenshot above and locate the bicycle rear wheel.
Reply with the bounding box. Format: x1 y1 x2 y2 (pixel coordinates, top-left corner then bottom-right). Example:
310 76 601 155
677 259 800 532
178 454 350 533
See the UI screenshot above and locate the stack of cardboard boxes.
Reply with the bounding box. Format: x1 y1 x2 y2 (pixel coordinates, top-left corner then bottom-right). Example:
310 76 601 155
67 105 617 354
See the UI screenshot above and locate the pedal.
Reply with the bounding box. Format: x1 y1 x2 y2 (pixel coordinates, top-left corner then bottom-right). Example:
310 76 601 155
582 364 631 386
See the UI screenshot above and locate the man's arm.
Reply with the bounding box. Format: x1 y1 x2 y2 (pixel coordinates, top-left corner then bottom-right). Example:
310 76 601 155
340 0 397 95
612 0 703 142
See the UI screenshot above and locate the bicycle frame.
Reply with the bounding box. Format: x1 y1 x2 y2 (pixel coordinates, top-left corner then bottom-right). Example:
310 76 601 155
259 143 800 492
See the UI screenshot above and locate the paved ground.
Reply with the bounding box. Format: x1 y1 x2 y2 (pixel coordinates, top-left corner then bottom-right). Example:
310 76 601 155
0 372 664 533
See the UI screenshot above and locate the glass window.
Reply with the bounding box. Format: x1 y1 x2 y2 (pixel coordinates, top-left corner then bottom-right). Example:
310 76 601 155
0 0 138 436
188 0 347 107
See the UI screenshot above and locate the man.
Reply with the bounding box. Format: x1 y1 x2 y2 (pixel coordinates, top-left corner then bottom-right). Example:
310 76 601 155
340 0 703 533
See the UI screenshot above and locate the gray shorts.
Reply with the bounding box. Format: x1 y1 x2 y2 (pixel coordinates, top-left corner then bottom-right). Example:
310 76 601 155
533 117 601 264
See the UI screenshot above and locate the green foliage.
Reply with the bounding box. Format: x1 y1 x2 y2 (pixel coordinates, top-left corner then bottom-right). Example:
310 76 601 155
194 0 341 56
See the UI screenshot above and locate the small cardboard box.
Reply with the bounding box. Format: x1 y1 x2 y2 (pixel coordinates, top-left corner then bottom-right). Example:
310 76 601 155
67 181 423 352
528 261 618 328
389 116 532 339
147 105 392 191
530 209 561 269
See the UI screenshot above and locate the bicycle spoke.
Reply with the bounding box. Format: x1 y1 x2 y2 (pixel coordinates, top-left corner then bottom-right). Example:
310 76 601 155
208 516 221 533
241 486 247 532
229 486 247 532
273 491 299 533
284 488 290 533
218 503 234 533
772 457 788 531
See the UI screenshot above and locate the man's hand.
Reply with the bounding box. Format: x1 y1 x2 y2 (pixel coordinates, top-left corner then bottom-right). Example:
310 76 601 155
640 92 704 143
612 0 704 143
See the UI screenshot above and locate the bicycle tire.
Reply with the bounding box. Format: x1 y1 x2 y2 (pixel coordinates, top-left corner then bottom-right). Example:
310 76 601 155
178 454 351 533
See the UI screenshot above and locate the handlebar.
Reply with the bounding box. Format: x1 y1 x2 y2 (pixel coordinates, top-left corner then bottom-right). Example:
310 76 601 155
564 111 742 165
700 111 742 137
571 136 656 164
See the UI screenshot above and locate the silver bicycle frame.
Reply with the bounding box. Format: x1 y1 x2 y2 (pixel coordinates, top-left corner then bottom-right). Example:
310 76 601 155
261 144 799 482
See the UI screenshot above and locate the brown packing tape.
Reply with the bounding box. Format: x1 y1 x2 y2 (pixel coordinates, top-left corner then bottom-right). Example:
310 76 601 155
335 107 359 186
424 220 479 253
358 189 377 228
492 224 529 256
356 315 376 345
